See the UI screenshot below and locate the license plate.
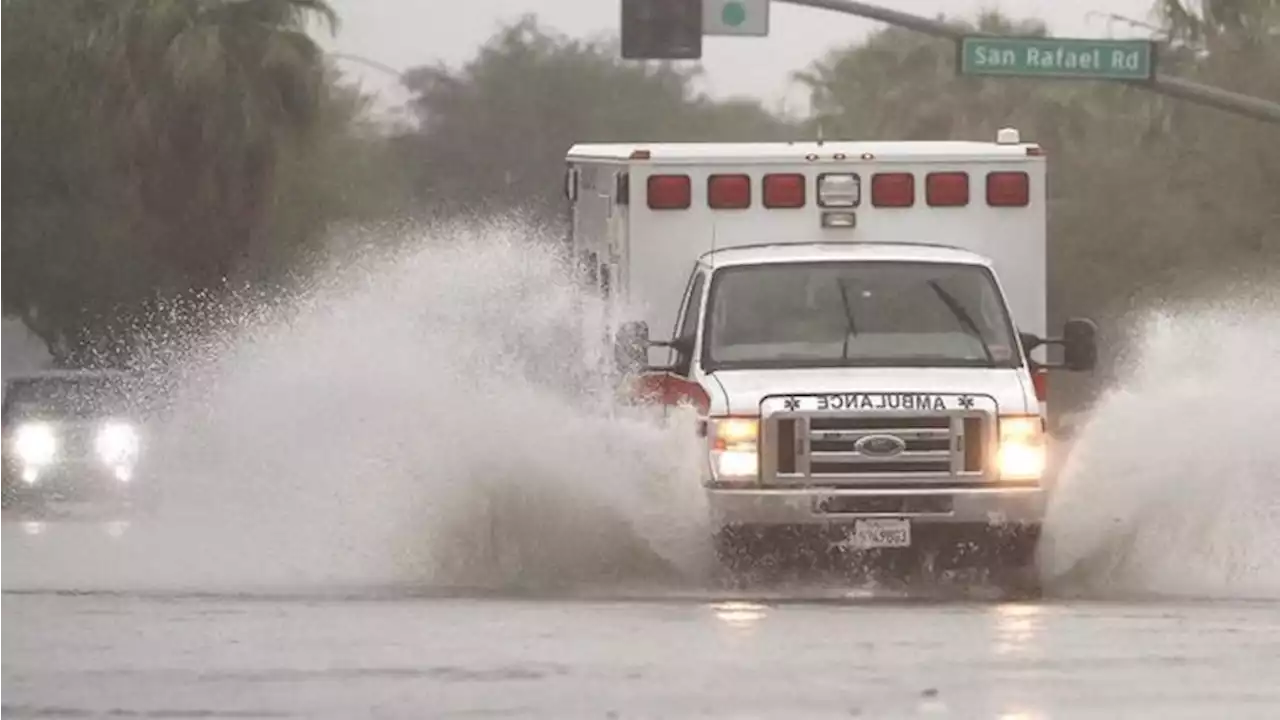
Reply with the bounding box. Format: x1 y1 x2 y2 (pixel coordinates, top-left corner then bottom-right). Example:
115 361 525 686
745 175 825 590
849 518 911 549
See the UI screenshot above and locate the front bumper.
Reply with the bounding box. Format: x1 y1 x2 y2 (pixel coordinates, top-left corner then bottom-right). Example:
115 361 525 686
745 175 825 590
710 392 1048 529
707 485 1045 527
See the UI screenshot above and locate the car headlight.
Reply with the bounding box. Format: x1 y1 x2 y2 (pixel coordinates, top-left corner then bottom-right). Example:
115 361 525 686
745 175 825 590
13 422 58 465
709 416 759 480
997 415 1046 481
96 421 140 464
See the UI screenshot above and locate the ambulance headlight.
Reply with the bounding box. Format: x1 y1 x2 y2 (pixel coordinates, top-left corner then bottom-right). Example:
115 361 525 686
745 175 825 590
95 421 140 464
818 173 861 208
14 422 58 466
709 416 759 480
997 415 1046 481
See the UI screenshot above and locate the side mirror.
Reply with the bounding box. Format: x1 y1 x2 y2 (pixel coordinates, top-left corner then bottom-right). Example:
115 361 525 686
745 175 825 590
1019 331 1043 357
1017 319 1097 372
1062 317 1098 372
614 320 650 373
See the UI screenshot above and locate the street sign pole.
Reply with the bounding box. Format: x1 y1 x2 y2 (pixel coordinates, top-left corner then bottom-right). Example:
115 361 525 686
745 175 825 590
771 0 1280 125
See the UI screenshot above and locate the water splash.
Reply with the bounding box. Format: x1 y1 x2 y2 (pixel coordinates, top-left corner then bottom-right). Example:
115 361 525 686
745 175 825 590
1038 290 1280 600
2 218 712 594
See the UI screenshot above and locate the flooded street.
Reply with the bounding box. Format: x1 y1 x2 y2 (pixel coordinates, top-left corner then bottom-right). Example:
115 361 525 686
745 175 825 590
6 274 1280 717
5 238 1279 718
5 541 1280 720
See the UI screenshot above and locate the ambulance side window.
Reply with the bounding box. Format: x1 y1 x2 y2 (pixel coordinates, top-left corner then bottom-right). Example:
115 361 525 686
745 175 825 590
673 271 706 376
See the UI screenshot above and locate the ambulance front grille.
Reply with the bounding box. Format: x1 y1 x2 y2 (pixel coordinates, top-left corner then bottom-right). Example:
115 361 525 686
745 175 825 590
766 414 990 485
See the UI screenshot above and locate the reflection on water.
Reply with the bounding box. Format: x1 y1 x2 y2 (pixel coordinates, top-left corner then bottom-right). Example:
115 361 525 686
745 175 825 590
992 602 1044 656
8 517 133 540
988 604 1048 720
709 600 770 632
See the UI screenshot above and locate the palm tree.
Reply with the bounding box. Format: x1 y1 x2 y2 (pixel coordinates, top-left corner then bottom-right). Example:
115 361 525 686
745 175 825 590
97 0 340 290
1155 0 1280 47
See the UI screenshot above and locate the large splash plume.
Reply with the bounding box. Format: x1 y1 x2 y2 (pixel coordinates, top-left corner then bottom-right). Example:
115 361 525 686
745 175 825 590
1038 288 1280 600
3 218 711 594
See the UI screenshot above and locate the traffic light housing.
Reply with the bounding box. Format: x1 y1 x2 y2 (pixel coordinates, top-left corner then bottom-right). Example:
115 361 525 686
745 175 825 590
620 0 703 60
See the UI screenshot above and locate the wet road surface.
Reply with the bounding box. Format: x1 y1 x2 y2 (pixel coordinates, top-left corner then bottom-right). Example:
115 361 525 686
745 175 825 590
5 520 1280 719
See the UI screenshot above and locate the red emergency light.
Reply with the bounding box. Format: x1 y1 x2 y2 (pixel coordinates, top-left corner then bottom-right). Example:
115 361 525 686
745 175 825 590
1032 367 1048 403
630 372 711 415
986 171 1030 207
708 173 751 209
763 173 806 208
647 174 691 210
643 168 1029 211
925 172 970 207
871 172 915 207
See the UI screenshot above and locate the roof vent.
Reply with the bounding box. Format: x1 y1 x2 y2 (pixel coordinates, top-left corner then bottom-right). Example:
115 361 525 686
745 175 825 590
995 127 1021 145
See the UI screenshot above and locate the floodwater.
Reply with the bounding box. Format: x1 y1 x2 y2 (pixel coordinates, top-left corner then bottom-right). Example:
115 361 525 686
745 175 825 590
5 225 1279 717
4 545 1279 719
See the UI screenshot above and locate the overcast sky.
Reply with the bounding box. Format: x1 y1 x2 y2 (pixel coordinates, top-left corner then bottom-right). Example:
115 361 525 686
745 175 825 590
322 0 1158 116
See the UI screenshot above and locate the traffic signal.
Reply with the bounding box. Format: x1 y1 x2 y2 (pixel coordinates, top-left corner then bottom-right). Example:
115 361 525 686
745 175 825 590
620 0 703 60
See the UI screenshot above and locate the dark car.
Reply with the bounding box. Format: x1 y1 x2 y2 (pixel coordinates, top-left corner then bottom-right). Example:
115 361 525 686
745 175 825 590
2 369 161 513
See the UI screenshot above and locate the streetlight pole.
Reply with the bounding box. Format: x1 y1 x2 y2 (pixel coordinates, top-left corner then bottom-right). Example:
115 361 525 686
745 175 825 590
778 0 958 38
328 52 408 83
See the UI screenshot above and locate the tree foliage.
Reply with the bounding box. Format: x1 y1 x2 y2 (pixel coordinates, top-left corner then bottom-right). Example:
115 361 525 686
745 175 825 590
393 15 794 221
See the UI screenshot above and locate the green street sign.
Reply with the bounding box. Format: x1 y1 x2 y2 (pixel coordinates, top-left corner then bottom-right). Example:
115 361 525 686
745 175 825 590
958 36 1157 81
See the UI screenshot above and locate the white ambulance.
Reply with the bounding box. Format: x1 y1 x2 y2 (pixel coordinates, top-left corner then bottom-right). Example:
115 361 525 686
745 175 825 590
565 128 1097 584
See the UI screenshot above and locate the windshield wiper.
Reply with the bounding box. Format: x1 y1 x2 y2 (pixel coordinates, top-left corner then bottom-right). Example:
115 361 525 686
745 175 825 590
927 280 995 365
835 279 859 360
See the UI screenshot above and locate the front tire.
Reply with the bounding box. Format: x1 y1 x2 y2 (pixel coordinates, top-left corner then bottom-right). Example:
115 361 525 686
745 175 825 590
960 523 1043 598
713 525 821 587
988 562 1043 599
713 525 771 587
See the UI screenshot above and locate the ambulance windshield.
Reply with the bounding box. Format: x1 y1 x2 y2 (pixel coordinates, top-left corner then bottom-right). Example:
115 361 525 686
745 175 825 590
702 261 1021 370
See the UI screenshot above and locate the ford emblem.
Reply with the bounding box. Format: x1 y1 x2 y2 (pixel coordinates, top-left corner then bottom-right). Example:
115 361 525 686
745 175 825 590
855 434 907 457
